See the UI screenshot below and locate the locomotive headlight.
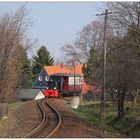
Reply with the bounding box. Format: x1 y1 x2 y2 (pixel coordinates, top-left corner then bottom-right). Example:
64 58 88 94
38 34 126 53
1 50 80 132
54 87 56 89
46 87 48 89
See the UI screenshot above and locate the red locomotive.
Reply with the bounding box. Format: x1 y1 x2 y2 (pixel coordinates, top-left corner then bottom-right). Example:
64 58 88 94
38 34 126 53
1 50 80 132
44 81 62 97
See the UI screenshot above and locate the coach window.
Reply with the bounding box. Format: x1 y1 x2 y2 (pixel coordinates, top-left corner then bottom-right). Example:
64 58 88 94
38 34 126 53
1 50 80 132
76 78 79 84
39 76 42 81
79 78 82 84
70 79 72 85
78 78 80 84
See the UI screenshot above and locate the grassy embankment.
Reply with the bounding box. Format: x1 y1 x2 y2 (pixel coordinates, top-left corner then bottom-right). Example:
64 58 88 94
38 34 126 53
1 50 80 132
0 102 23 126
73 99 140 138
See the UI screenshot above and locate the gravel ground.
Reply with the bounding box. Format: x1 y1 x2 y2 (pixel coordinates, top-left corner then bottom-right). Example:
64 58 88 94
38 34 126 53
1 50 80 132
0 100 42 138
0 98 104 138
50 98 104 138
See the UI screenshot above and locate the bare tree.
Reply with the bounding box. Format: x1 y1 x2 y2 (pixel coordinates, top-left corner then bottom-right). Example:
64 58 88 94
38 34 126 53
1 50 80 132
60 21 104 64
60 43 78 64
0 4 32 103
107 2 140 30
102 2 140 118
105 25 140 117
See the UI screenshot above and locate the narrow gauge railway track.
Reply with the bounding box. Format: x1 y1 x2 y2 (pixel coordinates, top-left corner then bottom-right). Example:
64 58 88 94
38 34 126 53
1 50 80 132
60 96 72 102
25 98 61 138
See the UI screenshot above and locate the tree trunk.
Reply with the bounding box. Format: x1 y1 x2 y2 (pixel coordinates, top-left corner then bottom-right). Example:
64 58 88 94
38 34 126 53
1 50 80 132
117 90 125 118
132 97 137 107
80 92 83 102
131 90 139 107
0 103 8 119
110 91 116 106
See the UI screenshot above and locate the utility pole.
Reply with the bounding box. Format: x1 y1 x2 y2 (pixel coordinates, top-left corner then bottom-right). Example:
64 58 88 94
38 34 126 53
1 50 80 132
73 51 76 96
96 9 115 121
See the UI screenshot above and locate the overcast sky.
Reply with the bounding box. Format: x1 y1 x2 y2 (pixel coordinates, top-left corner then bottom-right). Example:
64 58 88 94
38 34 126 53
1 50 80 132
0 2 105 60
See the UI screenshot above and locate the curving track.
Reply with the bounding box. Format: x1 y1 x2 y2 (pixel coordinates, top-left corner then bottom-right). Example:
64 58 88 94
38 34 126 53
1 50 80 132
25 98 62 138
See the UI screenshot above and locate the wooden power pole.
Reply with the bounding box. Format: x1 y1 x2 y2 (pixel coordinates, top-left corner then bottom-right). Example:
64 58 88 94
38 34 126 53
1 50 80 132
96 9 116 121
73 51 76 97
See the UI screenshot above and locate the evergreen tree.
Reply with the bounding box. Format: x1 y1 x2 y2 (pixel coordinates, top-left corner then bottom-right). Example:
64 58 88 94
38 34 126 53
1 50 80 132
32 45 54 80
21 55 33 89
15 44 33 89
82 48 97 85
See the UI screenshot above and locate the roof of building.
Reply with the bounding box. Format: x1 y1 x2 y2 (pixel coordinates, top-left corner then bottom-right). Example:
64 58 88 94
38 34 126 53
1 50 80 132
18 89 42 100
44 64 84 76
50 73 82 77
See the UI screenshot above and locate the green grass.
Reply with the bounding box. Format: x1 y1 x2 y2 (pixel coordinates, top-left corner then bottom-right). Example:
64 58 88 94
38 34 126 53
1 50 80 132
0 117 7 126
0 102 23 127
111 106 140 137
73 100 140 138
8 102 22 109
74 101 120 137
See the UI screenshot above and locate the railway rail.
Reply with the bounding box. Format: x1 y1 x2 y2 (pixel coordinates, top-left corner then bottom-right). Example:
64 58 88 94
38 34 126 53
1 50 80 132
60 97 70 102
24 98 62 138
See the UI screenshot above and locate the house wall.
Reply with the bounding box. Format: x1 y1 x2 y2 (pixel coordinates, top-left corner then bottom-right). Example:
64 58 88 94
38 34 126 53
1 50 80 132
33 69 49 88
82 80 94 94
